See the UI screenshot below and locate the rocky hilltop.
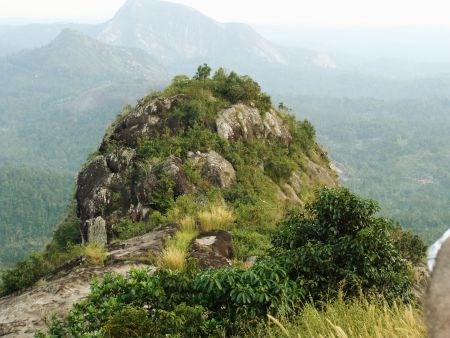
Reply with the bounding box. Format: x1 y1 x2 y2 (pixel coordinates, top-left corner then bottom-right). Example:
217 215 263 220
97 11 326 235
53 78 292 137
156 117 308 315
0 68 336 337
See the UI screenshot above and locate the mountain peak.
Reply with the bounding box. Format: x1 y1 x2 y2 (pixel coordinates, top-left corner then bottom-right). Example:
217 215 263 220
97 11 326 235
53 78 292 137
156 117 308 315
96 0 286 66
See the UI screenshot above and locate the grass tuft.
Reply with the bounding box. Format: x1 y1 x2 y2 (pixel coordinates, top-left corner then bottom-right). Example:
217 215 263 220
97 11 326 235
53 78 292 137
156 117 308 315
158 246 186 271
180 215 196 232
257 296 426 338
198 205 235 231
82 243 107 266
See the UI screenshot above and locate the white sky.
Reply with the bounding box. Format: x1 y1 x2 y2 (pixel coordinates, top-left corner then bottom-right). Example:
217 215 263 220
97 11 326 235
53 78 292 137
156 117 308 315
0 0 450 26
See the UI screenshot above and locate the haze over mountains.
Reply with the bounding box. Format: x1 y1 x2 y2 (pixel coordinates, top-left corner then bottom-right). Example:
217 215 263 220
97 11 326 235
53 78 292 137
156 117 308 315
0 0 449 268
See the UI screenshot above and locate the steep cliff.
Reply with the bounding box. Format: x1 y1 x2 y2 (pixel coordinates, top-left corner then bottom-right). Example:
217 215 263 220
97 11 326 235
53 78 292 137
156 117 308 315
0 68 337 337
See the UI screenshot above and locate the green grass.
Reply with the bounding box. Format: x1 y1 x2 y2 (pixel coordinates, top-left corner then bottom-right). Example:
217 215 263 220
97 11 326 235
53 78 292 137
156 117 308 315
250 295 426 338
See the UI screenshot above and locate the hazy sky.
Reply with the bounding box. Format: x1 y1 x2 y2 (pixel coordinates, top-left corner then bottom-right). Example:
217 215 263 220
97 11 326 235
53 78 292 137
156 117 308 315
1 0 450 26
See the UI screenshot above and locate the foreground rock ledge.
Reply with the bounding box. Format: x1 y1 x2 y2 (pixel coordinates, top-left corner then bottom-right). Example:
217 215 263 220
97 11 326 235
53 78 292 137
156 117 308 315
0 225 177 338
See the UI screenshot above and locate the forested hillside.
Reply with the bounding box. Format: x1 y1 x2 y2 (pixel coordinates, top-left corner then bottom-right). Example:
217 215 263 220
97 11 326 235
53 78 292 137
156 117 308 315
0 29 167 268
0 166 73 267
279 95 450 243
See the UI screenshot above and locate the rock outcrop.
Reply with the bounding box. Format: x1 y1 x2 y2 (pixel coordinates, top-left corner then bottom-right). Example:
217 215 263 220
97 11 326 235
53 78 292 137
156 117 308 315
199 151 236 189
71 94 337 245
190 231 234 269
426 236 450 337
216 103 292 145
0 225 177 338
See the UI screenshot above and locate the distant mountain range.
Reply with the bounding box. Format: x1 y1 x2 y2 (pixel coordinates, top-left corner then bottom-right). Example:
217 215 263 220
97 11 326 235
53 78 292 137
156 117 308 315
0 28 167 168
0 0 335 75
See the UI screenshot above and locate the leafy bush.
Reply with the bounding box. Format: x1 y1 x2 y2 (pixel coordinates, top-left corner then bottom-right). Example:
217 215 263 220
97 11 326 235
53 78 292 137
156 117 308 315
1 253 47 295
103 306 154 338
271 187 414 302
232 228 273 260
391 226 427 265
47 203 82 253
42 259 300 336
150 174 176 212
113 212 164 240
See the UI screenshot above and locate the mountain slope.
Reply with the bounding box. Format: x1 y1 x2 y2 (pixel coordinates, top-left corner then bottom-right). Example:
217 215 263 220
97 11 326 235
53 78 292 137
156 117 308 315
0 70 337 336
95 0 288 67
0 28 168 168
0 29 168 269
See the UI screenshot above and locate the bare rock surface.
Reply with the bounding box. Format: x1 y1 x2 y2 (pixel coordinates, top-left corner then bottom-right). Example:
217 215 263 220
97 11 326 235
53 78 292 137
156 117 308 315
200 151 236 189
426 237 450 338
0 225 177 338
190 231 234 269
216 104 291 145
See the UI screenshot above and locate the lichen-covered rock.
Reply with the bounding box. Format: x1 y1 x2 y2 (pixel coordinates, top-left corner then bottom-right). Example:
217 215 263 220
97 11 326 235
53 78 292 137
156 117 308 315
216 104 263 141
76 156 113 221
101 95 186 149
161 156 195 195
106 147 135 173
216 104 291 145
200 151 236 188
86 216 107 246
190 231 234 269
306 158 336 187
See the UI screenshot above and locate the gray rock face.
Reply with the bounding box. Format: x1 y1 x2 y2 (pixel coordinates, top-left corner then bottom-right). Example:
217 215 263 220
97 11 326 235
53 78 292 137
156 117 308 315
216 104 292 145
161 156 195 195
200 151 236 189
76 156 113 221
101 95 186 149
86 217 108 246
426 237 450 338
106 147 135 173
0 225 178 338
190 230 234 269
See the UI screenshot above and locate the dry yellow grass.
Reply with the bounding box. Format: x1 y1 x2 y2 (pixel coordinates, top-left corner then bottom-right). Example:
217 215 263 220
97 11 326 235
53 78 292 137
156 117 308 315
259 296 426 338
82 243 107 266
158 246 186 271
197 205 235 231
180 215 196 232
158 230 198 271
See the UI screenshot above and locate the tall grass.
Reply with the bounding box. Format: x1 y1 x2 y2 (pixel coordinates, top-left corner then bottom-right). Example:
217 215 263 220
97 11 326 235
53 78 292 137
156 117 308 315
198 205 235 231
158 246 186 271
180 215 196 232
253 296 426 338
157 230 198 271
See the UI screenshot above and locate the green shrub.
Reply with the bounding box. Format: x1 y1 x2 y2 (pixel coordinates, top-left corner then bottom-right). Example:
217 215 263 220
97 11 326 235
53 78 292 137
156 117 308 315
104 306 153 338
150 174 176 212
1 253 47 295
271 187 414 302
113 212 164 240
47 203 82 253
391 226 427 265
232 228 273 260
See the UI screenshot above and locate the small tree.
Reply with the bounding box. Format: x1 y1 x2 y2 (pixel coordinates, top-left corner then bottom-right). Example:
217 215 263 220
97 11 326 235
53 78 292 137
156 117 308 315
272 187 414 302
194 63 212 81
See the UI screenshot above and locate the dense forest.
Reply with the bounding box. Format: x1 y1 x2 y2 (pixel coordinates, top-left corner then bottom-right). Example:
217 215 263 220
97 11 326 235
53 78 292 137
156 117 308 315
0 166 73 267
279 95 450 243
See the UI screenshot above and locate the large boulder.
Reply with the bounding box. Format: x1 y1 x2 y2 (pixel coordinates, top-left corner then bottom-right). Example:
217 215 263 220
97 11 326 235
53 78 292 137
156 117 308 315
101 95 186 149
161 156 196 196
190 231 234 269
106 147 135 173
216 103 291 145
76 156 113 221
200 151 236 189
86 216 108 246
